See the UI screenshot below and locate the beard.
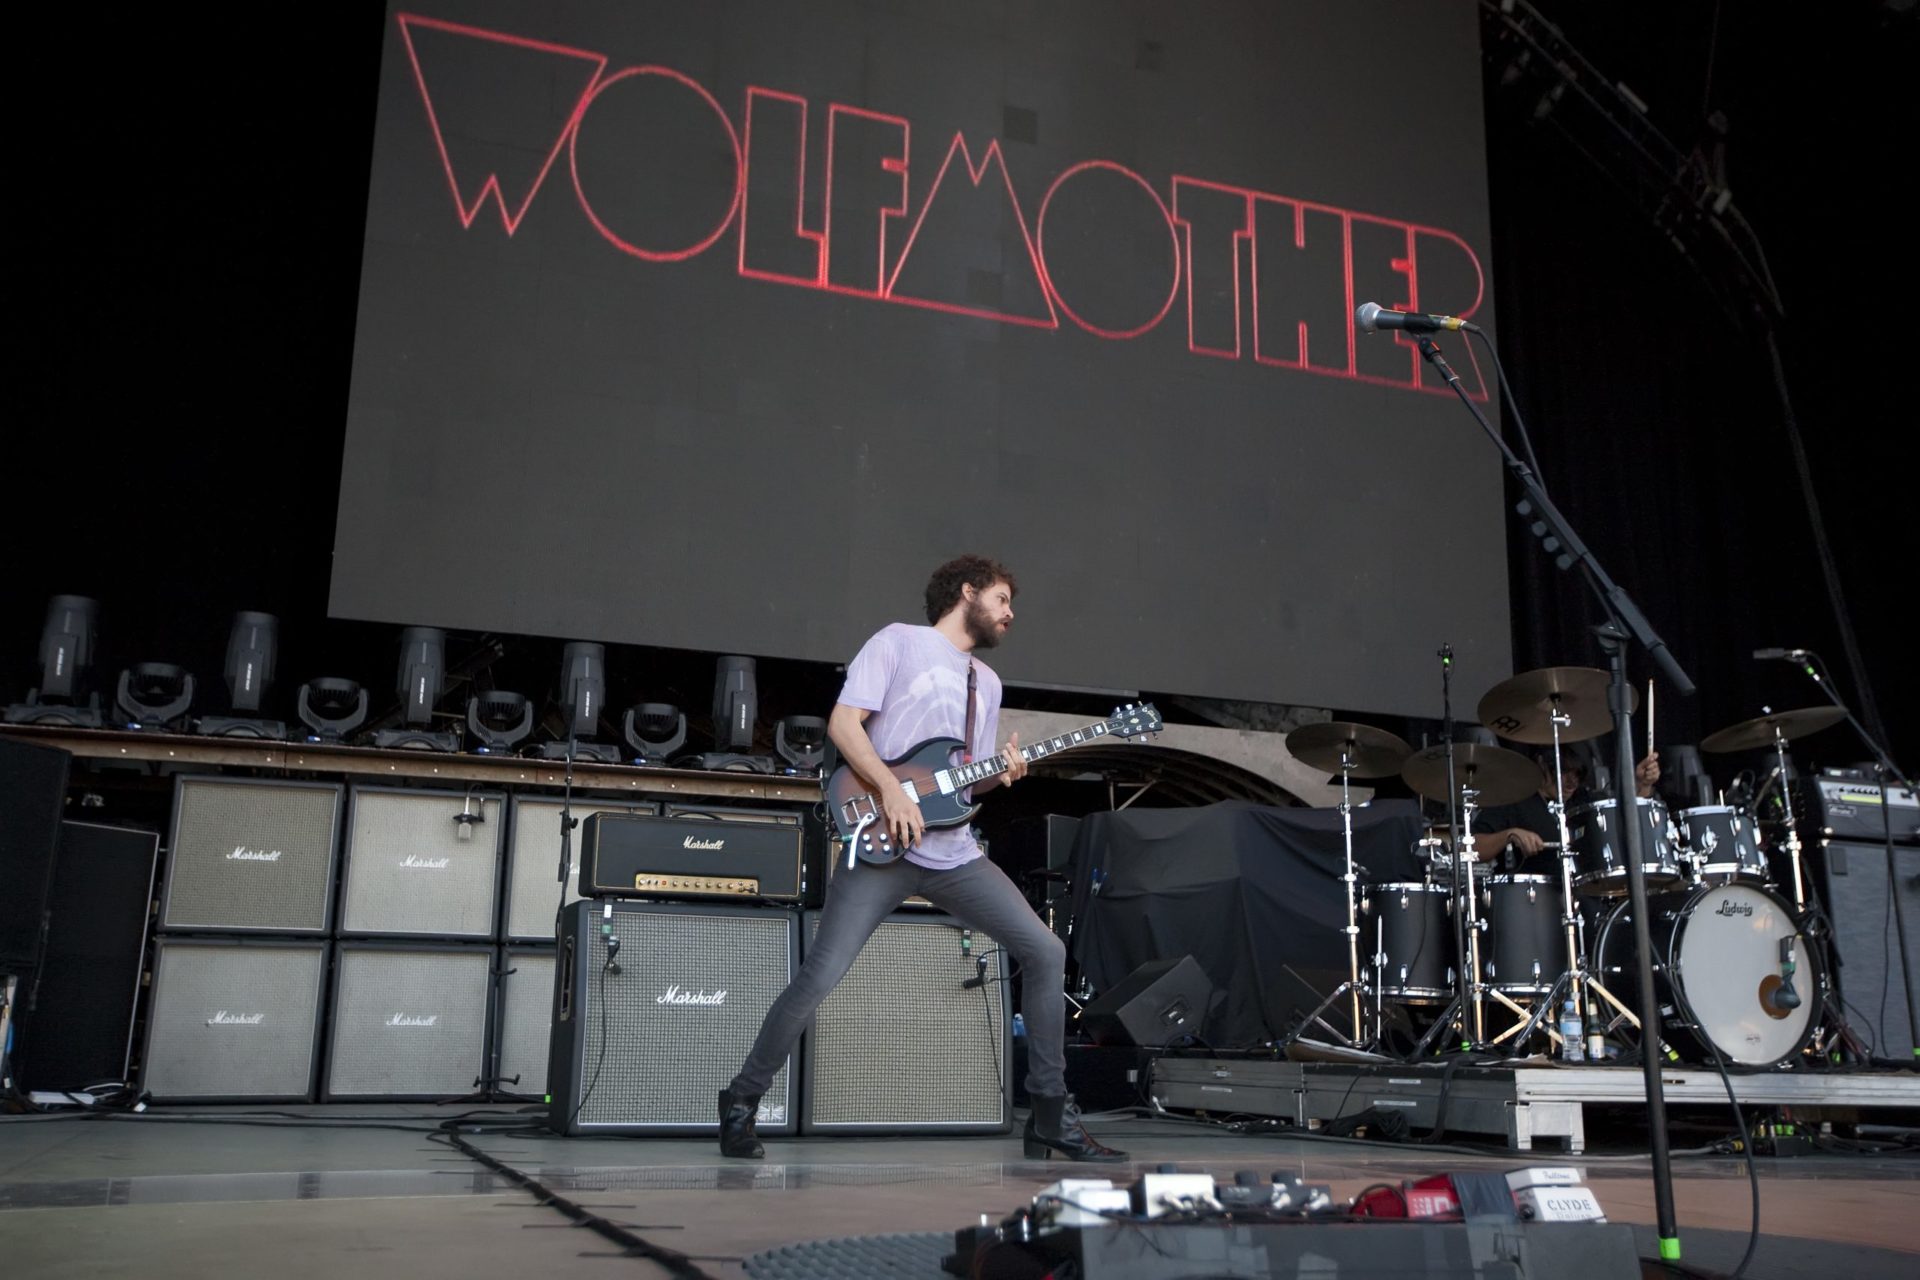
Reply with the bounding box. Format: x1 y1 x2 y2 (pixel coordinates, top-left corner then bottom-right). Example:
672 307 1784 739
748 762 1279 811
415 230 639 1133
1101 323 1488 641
964 598 1003 649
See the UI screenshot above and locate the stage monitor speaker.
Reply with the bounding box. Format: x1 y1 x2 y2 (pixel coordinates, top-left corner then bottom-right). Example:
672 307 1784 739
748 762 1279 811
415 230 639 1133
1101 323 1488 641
496 946 555 1099
159 776 342 934
337 787 503 939
0 738 69 974
324 942 493 1100
10 822 160 1093
1817 839 1920 1058
141 936 327 1102
502 797 657 942
1080 955 1212 1047
548 899 798 1135
801 912 1010 1134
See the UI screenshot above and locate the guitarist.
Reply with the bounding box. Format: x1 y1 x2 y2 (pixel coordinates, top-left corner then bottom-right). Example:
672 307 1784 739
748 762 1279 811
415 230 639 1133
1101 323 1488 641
719 554 1125 1164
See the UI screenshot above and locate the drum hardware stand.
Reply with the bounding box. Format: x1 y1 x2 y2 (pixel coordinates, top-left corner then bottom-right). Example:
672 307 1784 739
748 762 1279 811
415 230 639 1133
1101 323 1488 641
1410 328 1693 1264
1273 735 1380 1051
1763 718 1811 911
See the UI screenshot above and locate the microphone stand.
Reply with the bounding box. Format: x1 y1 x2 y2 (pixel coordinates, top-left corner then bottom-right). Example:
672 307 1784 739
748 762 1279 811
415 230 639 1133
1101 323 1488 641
1414 331 1693 1266
1789 651 1920 1062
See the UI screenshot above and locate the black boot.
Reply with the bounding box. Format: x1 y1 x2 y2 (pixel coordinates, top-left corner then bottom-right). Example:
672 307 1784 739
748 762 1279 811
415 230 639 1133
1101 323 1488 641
718 1088 764 1159
1023 1093 1126 1163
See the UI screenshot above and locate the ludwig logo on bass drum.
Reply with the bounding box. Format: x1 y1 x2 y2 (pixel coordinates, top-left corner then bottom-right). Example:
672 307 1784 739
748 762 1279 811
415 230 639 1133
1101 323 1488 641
1714 899 1754 917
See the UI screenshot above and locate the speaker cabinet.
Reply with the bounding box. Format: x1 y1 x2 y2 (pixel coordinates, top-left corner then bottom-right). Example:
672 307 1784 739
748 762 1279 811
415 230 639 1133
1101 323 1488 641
548 900 798 1135
141 937 328 1102
324 942 493 1100
338 787 504 939
1081 956 1212 1047
10 822 160 1092
1816 840 1920 1058
801 912 1010 1134
0 738 69 973
496 946 555 1099
503 797 657 942
160 776 342 934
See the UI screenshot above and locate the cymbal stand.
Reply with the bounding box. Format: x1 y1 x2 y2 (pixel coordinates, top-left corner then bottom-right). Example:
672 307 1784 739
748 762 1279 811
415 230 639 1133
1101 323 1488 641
1412 768 1490 1055
1768 721 1808 910
1278 742 1373 1050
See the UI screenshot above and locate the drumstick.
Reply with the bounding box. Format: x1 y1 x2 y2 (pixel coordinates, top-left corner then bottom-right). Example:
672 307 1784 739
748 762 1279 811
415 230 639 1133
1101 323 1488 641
1646 679 1655 759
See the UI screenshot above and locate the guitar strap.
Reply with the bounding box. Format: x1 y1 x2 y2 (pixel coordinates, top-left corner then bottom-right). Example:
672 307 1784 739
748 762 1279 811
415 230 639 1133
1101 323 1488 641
962 659 977 764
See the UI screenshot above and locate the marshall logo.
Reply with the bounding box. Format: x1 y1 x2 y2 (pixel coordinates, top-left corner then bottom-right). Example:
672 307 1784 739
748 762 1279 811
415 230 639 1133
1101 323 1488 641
1714 900 1755 917
682 836 725 850
227 846 283 862
206 1011 266 1026
386 1013 439 1027
398 854 451 869
657 985 728 1006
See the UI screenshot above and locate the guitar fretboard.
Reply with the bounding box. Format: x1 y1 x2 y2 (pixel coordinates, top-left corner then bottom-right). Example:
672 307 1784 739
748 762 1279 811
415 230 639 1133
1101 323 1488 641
942 720 1112 790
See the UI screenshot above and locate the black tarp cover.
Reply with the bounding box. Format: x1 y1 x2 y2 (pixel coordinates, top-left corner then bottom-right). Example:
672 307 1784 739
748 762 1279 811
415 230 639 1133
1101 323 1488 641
1066 799 1426 1049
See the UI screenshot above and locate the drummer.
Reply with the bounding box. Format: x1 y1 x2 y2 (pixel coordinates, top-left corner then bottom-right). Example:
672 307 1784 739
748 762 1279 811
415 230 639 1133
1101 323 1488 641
1473 748 1661 870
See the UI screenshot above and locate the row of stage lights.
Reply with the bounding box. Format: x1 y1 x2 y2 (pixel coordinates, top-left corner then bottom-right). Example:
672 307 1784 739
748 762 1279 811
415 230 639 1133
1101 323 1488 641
2 596 828 776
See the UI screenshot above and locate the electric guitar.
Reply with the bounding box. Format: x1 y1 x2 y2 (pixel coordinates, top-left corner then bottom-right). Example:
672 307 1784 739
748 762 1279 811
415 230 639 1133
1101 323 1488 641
826 703 1162 865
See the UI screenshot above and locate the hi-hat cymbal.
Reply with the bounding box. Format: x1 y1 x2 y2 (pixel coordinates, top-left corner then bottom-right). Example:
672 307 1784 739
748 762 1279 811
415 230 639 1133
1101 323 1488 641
1476 666 1638 745
1700 706 1846 754
1285 721 1412 778
1400 741 1541 807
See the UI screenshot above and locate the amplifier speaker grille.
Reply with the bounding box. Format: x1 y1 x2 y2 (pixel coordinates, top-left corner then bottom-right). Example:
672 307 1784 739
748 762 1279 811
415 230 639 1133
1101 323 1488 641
802 912 1009 1133
141 937 327 1101
325 944 493 1099
161 777 341 934
504 798 656 942
497 947 556 1098
338 788 503 938
549 901 796 1134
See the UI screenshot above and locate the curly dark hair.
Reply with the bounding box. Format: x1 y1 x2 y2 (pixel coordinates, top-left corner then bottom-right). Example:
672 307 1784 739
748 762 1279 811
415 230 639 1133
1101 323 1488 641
924 554 1017 624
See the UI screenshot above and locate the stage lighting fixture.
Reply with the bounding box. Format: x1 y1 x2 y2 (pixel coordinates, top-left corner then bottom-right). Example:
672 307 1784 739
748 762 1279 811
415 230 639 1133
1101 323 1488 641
4 595 105 727
297 677 369 742
115 662 195 732
697 656 773 772
533 642 622 763
371 626 460 751
774 715 827 775
196 611 286 738
467 690 534 754
622 702 688 765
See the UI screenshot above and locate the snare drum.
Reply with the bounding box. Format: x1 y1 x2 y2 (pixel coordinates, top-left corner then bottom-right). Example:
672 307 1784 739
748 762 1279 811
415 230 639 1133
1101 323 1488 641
1568 796 1685 895
1481 874 1561 995
1362 881 1452 1002
1677 805 1767 883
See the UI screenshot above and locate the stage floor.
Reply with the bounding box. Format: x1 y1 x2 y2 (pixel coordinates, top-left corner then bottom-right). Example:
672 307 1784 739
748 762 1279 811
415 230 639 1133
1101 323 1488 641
2 1105 1917 1278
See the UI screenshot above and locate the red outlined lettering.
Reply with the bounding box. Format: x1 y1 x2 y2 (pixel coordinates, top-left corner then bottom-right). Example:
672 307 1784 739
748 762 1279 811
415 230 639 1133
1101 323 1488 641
395 11 1487 400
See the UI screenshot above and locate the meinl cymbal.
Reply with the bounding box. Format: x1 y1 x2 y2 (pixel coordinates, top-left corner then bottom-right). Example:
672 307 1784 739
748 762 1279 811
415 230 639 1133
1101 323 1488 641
1400 741 1541 807
1284 721 1413 778
1476 666 1638 745
1699 706 1846 754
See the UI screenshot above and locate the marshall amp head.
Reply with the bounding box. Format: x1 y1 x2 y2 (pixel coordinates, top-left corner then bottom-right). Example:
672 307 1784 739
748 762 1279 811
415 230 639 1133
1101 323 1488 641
580 809 806 901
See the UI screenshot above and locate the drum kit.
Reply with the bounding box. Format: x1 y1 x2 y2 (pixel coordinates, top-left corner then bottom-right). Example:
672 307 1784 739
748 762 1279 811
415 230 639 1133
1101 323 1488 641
1284 670 1849 1069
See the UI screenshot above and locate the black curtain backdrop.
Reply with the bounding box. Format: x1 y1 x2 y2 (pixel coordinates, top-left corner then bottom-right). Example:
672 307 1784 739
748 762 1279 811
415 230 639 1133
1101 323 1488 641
5 3 1915 775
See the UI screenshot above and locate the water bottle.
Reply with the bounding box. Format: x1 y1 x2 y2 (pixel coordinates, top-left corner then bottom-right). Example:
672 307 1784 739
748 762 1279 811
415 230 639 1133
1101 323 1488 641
1558 999 1585 1062
1011 1012 1026 1038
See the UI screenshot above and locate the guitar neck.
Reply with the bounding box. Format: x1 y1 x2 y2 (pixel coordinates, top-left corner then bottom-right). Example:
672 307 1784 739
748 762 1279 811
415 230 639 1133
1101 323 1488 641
944 720 1115 789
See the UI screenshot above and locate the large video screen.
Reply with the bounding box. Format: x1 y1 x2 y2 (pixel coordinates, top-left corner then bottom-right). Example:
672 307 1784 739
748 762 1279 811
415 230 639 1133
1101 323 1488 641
332 1 1508 715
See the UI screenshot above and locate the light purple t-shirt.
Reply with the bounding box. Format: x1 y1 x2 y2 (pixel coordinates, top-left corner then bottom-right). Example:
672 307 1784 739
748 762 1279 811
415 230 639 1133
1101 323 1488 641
839 623 1002 870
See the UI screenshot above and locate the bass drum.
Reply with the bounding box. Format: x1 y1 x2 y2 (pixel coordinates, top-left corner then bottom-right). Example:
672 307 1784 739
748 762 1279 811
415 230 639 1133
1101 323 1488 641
1591 882 1822 1067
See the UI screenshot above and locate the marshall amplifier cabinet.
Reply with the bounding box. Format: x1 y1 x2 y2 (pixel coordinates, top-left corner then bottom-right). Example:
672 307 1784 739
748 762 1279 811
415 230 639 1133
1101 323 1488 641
159 776 343 934
547 899 799 1135
1803 773 1920 845
580 808 806 902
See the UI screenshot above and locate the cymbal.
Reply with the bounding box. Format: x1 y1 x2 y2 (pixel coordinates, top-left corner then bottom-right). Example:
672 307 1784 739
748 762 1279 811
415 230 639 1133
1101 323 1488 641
1700 706 1845 754
1400 741 1541 807
1476 666 1638 745
1285 721 1412 778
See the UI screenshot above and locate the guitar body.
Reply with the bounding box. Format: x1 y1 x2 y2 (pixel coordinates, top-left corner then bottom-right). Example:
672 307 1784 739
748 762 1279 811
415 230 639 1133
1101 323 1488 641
822 703 1160 867
826 736 979 864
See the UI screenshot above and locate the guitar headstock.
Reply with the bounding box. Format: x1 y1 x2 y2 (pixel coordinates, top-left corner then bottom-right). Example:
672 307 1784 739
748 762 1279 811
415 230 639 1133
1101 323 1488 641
1107 702 1163 739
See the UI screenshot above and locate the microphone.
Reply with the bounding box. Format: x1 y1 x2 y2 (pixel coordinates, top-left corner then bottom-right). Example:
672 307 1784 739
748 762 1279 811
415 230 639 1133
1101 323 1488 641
1753 648 1809 661
1355 302 1480 334
961 955 989 990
